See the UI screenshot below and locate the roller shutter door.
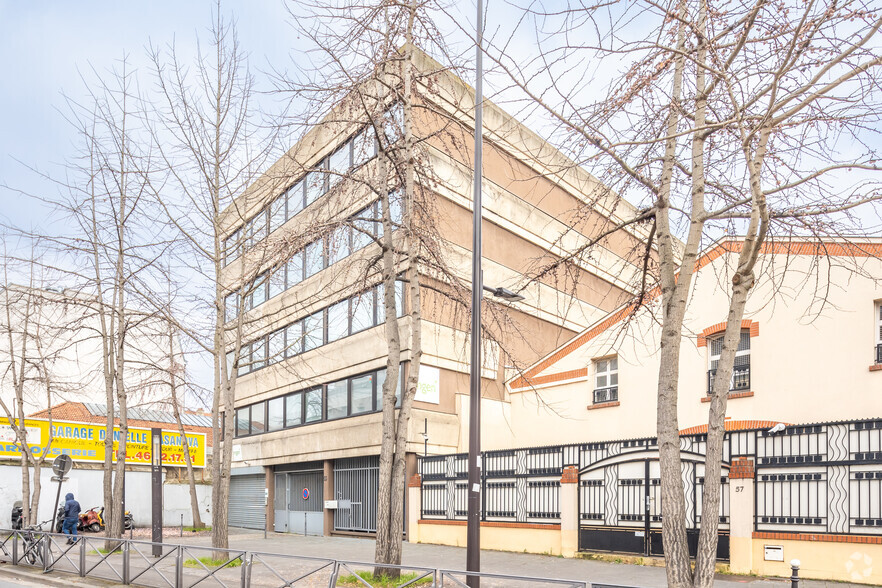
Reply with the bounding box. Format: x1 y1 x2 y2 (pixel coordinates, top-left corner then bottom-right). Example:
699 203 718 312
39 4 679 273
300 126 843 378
229 474 266 530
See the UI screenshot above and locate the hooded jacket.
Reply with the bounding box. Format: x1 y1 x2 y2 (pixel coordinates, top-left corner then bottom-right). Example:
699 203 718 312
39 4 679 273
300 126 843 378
63 493 81 522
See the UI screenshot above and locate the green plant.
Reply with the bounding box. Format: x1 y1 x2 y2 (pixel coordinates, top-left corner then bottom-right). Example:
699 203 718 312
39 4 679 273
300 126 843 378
335 571 432 587
183 556 243 569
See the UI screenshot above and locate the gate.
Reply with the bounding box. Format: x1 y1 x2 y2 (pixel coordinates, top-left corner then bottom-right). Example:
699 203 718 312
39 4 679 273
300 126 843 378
334 456 379 533
577 440 730 559
286 469 324 536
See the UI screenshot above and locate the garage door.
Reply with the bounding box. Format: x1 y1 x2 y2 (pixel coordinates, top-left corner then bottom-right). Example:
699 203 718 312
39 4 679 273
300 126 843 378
229 474 266 530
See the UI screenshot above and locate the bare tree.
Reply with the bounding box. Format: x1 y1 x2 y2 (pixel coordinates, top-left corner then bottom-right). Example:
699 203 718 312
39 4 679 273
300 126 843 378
0 253 62 526
144 7 280 550
482 1 882 585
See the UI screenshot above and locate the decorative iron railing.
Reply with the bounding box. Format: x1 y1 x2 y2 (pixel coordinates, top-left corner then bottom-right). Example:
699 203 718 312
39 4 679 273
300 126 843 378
707 363 750 394
592 386 618 404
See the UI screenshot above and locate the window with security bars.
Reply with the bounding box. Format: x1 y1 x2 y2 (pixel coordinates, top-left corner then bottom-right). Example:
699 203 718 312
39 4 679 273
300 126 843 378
593 356 618 404
707 331 750 393
876 303 882 364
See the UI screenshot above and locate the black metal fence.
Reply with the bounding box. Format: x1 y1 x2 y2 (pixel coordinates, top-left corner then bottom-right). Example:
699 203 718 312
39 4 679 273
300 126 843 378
419 416 882 542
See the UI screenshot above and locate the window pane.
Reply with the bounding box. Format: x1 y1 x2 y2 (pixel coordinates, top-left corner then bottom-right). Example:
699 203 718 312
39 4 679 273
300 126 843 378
351 290 375 333
224 293 238 322
251 338 267 370
327 381 348 420
352 205 375 251
376 367 402 409
306 168 326 205
286 181 304 220
597 374 607 388
287 251 303 287
352 129 374 167
305 240 323 278
285 392 302 427
237 343 250 376
327 300 349 343
267 397 284 432
738 331 750 352
251 403 266 434
389 191 403 226
610 357 618 371
268 329 285 365
268 268 285 299
710 337 723 358
328 142 351 188
303 312 324 351
610 373 618 386
236 408 250 437
596 359 608 374
250 275 268 308
285 322 302 357
351 374 373 415
305 388 322 422
328 226 351 266
270 196 285 233
395 280 405 316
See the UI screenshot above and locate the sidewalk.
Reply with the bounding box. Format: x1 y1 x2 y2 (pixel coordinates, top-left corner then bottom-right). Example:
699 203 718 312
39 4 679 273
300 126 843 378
186 529 861 588
0 529 866 587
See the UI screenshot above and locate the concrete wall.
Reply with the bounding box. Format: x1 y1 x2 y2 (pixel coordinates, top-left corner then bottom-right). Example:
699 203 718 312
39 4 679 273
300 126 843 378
0 465 211 529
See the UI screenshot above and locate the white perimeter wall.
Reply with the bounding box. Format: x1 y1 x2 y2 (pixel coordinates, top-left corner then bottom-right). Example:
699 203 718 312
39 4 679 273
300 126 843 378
0 465 212 529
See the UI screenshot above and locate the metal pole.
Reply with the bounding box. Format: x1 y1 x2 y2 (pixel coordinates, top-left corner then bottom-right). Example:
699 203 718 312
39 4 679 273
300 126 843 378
790 559 800 588
152 427 163 557
52 476 64 533
466 0 484 584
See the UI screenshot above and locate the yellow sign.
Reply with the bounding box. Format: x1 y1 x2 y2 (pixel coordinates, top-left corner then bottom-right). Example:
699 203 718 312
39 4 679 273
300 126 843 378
0 418 206 468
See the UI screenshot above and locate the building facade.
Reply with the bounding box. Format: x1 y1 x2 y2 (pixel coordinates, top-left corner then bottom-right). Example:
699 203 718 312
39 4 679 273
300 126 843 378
403 239 882 583
220 48 653 535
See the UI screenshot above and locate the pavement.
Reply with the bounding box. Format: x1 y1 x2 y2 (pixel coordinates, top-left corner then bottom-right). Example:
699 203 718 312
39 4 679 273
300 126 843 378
0 528 870 587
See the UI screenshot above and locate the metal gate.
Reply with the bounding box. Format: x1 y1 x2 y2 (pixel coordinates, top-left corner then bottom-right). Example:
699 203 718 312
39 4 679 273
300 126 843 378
287 470 324 536
578 449 729 559
229 474 266 530
334 456 379 533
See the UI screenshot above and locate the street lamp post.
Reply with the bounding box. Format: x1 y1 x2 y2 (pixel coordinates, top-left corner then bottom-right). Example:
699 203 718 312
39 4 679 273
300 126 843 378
467 1 485 581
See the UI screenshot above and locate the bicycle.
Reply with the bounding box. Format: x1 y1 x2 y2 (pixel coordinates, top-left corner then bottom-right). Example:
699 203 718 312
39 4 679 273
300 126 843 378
20 519 52 566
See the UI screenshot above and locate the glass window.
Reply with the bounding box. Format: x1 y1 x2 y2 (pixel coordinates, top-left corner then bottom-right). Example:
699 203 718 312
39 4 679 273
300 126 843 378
327 380 348 420
328 226 351 266
269 196 285 233
225 228 241 265
268 329 285 365
327 300 349 343
377 281 405 324
708 331 751 392
303 312 324 351
249 274 268 310
267 397 284 432
285 321 302 357
305 239 324 278
595 357 618 389
352 128 375 167
352 205 376 251
351 289 375 333
305 388 323 422
350 374 374 415
287 250 303 287
286 180 304 220
328 142 351 189
268 267 285 299
235 407 250 437
285 392 302 427
237 343 251 376
305 166 326 205
224 292 238 322
251 337 267 370
250 402 266 434
375 367 402 409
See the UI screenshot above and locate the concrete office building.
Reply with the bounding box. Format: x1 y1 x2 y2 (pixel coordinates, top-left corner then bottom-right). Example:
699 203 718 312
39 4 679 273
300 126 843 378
219 48 653 535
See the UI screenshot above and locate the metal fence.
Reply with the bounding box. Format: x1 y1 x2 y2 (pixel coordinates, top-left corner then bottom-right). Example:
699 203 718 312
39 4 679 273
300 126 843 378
419 416 882 544
0 529 592 587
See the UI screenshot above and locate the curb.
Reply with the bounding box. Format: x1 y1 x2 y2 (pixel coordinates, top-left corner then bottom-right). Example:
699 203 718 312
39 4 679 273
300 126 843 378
0 563 121 586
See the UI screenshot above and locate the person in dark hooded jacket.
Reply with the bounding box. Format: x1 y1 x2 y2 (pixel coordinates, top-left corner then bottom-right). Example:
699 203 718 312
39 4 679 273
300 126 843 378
62 492 81 544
